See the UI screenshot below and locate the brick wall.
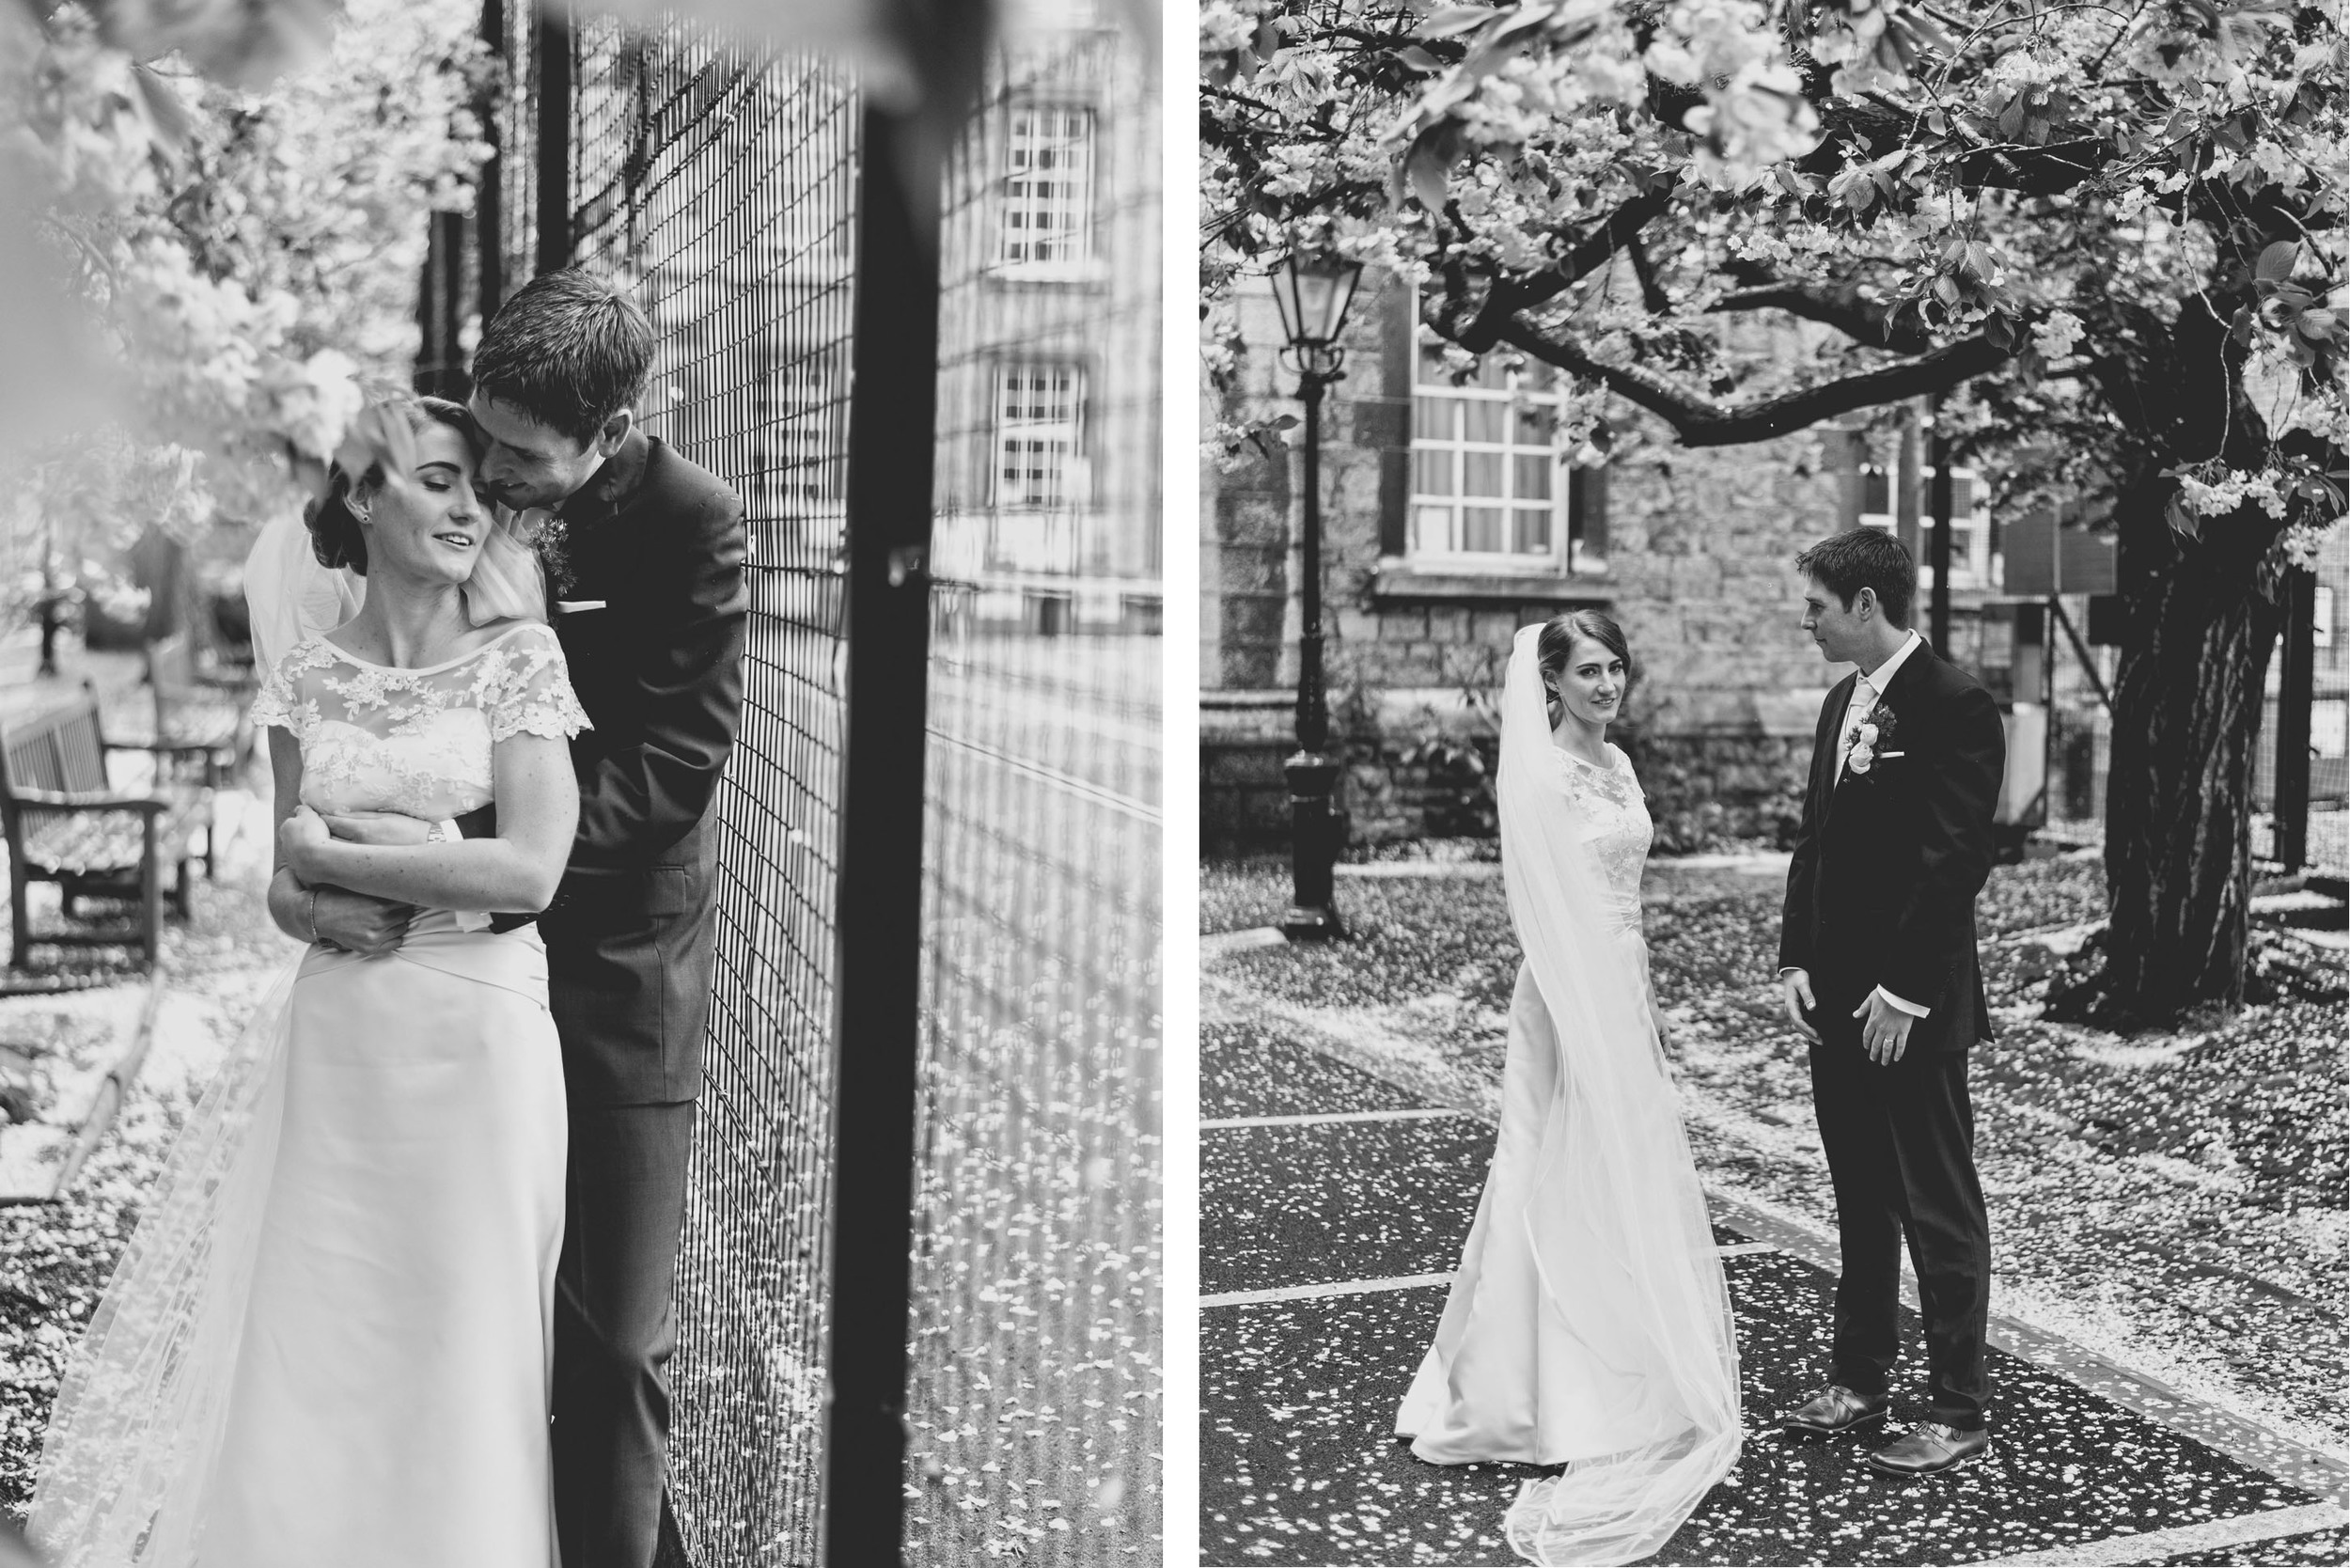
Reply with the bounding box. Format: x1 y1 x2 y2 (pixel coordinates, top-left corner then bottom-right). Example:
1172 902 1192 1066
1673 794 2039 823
1203 271 1866 855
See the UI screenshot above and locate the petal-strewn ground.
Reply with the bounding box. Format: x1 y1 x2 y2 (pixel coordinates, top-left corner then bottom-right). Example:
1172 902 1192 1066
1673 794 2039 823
1200 851 2347 1565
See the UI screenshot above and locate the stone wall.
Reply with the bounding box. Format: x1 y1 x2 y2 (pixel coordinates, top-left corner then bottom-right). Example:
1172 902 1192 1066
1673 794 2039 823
1203 271 1858 855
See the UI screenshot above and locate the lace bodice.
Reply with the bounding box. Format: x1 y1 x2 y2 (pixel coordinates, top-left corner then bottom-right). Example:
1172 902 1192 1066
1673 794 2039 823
1562 744 1652 933
250 623 589 820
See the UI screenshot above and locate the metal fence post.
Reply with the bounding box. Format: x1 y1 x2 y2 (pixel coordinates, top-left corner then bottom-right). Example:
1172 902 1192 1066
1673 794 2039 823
533 4 572 274
822 104 941 1566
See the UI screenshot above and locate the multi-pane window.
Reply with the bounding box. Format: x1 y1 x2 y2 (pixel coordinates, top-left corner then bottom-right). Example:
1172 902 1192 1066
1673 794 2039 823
1856 462 1993 585
1000 107 1092 268
995 363 1085 509
1410 335 1573 565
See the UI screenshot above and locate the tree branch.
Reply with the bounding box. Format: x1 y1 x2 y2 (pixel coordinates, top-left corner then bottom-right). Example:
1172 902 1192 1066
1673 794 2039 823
1711 269 1935 354
1485 319 2014 447
1627 236 1673 315
1447 180 1680 353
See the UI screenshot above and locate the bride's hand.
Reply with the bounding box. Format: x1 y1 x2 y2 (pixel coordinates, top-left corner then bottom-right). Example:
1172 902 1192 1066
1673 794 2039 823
322 810 434 847
278 806 332 878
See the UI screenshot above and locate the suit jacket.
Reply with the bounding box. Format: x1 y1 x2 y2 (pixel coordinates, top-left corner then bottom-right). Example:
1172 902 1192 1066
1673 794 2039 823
543 427 747 1102
1778 640 2004 1053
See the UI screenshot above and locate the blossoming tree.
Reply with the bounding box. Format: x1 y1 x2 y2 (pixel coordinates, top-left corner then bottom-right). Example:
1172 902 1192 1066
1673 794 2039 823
1203 0 2346 1022
0 0 489 629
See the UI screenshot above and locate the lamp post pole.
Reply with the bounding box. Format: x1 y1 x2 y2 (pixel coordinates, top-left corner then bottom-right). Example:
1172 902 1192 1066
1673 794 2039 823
1267 253 1362 942
1281 361 1342 939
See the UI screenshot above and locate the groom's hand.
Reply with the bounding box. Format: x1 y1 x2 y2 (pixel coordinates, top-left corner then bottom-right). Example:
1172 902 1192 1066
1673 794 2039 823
309 886 415 957
1779 969 1820 1044
1852 990 1916 1065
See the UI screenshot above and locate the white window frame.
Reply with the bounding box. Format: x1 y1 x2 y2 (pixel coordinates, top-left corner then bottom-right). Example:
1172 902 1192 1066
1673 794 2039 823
1407 332 1579 574
1856 461 1994 587
1858 463 1898 532
994 362 1086 510
997 104 1094 275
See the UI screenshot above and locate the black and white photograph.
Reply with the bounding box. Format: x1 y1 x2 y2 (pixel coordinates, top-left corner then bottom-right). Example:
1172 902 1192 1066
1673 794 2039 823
4 1 2349 1567
0 0 1160 1564
1199 1 2345 1563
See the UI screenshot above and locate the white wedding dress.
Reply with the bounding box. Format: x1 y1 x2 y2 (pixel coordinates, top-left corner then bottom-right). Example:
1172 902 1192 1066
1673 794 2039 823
29 621 588 1568
1396 625 1741 1565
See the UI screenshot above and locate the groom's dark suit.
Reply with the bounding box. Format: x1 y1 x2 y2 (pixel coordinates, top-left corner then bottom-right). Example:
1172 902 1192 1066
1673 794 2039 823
1779 635 2003 1431
536 427 745 1567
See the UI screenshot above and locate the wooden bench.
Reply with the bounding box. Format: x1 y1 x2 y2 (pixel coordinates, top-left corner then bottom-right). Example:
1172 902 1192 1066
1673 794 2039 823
147 630 255 793
0 687 217 968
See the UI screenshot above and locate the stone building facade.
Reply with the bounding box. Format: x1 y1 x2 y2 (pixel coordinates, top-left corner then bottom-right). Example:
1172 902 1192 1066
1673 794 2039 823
1202 268 2058 855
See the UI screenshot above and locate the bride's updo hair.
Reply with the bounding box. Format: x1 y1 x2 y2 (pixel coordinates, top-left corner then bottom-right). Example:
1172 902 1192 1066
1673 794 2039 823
1536 609 1635 726
304 393 484 577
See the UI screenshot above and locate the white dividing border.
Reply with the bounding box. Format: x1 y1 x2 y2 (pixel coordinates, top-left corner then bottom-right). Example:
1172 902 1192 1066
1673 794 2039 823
1962 1501 2349 1565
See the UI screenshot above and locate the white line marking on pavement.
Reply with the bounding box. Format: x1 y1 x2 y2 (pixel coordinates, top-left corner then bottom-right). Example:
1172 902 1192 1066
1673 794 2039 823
1201 927 1287 957
1203 1245 1780 1309
1200 1108 1473 1129
926 727 1160 824
1961 1501 2349 1565
1202 1274 1454 1309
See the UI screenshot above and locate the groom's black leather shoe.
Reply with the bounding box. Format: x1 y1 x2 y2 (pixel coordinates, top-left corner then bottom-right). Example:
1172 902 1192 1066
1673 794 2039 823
1866 1420 1989 1475
1778 1384 1889 1436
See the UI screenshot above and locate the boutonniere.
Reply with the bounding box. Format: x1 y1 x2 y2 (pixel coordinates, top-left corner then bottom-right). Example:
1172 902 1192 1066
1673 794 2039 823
1845 703 1902 776
513 508 577 596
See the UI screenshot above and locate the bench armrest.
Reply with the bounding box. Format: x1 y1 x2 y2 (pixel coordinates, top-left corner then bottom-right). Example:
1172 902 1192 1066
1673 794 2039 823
9 788 169 814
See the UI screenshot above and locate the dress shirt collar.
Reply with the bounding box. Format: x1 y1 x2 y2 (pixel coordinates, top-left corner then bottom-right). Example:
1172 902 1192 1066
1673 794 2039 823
1854 629 1923 699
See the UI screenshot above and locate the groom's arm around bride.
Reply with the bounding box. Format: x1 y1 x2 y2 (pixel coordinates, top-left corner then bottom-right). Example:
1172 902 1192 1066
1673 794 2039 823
468 268 749 1568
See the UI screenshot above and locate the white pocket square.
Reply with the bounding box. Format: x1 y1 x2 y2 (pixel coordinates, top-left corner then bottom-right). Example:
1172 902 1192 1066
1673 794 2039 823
556 600 607 614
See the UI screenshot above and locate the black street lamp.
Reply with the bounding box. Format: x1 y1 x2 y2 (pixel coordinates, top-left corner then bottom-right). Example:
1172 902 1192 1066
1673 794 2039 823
1269 253 1363 941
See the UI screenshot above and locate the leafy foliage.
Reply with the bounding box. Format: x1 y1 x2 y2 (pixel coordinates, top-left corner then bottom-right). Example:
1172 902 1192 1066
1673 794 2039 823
1201 0 2345 555
0 0 490 623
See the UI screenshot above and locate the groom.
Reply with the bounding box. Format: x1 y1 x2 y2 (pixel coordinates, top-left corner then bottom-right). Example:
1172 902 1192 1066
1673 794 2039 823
467 270 746 1566
1775 528 2004 1477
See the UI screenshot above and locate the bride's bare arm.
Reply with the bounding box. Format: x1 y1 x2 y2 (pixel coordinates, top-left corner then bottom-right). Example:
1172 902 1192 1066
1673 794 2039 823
277 730 578 914
264 730 415 955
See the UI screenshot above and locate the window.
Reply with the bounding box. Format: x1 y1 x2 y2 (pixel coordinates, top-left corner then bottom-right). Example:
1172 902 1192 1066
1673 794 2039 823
1852 457 1994 586
1858 464 1896 530
1409 334 1595 570
1000 107 1092 269
995 363 1085 509
764 345 847 510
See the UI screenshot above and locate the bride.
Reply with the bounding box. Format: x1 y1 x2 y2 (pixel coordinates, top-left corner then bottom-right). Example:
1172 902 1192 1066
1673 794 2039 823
1395 613 1742 1566
28 391 587 1566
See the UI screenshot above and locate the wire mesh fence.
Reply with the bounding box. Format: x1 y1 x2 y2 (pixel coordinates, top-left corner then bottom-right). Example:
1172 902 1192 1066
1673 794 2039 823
500 4 1161 1562
903 19 1163 1564
554 21 860 1562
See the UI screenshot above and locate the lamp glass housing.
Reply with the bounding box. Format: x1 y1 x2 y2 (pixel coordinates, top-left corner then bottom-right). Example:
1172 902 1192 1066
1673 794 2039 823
1271 256 1363 350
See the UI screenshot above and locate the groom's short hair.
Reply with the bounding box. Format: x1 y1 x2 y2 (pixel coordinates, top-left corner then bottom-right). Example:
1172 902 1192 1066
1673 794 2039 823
1796 529 1916 626
472 268 652 445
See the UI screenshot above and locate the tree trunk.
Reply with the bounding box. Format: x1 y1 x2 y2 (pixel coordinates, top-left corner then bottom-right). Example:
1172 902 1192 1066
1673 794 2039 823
2098 489 2287 1023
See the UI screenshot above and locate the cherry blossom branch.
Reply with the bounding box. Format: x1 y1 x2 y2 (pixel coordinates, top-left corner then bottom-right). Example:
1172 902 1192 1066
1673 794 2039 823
1485 317 2014 447
1448 181 1683 353
1711 272 1936 354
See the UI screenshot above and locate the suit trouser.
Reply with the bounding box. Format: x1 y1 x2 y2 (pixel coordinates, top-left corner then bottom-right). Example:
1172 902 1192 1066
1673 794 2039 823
552 1098 696 1568
1807 1014 1993 1430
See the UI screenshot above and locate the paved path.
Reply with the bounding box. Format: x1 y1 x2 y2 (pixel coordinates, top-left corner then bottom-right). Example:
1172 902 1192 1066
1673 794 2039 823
1199 1015 2350 1567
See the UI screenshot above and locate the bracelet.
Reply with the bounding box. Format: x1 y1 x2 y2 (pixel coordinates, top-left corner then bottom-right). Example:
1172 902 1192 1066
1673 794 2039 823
305 886 320 944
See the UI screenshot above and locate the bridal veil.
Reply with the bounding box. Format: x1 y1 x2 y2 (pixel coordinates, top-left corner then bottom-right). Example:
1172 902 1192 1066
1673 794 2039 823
1422 623 1743 1565
27 961 300 1566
